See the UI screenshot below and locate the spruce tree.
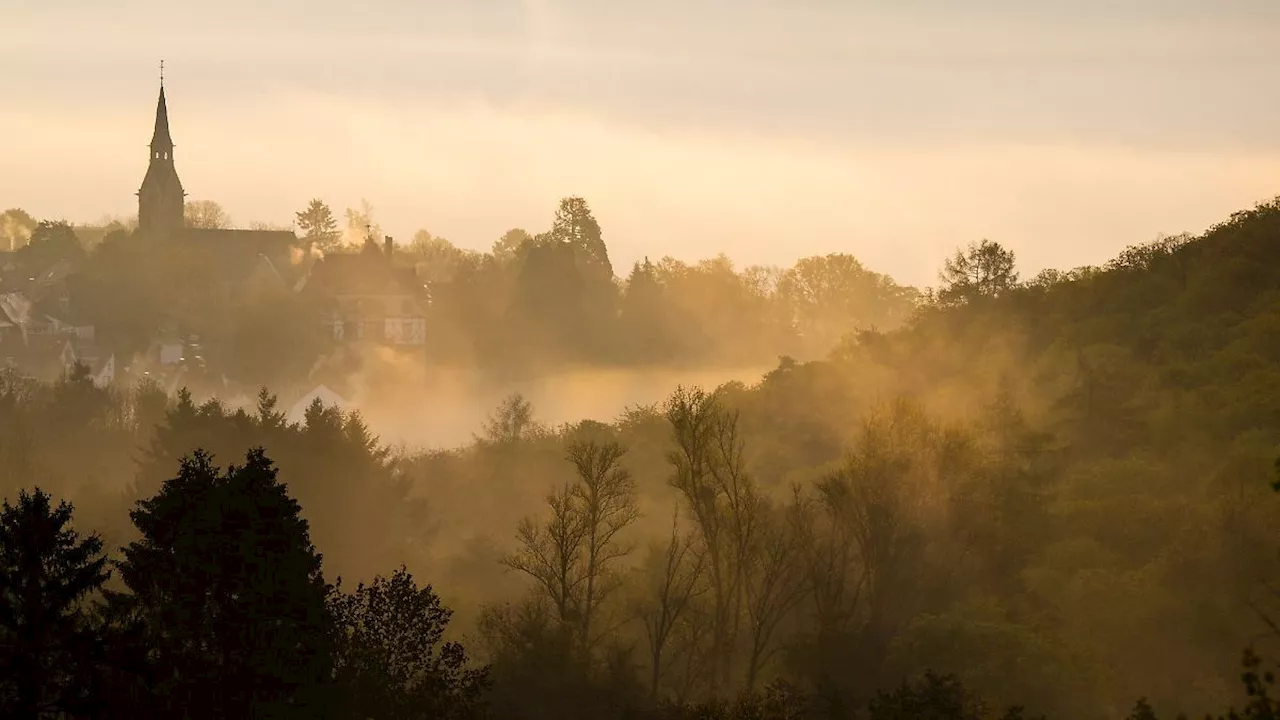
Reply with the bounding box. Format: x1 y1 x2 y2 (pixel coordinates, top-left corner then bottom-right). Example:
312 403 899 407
0 488 110 719
118 448 333 718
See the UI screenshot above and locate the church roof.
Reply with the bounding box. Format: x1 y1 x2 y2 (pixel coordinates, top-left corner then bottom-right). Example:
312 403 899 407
179 228 303 286
183 228 297 247
152 85 173 149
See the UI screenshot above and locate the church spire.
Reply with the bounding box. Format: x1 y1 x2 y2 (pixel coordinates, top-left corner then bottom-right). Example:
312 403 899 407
138 64 185 237
151 61 173 156
151 85 174 154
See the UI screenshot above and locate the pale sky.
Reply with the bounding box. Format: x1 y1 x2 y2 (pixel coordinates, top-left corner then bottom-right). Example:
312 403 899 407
2 0 1278 286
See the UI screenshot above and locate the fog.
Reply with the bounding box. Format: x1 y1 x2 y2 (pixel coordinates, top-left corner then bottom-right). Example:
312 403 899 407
4 3 1280 718
346 353 772 449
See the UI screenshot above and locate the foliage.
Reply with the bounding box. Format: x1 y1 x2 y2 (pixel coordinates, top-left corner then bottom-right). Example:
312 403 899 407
0 488 110 718
295 198 342 251
937 239 1018 306
7 195 1280 718
183 199 231 229
116 448 333 717
0 207 36 251
16 219 85 272
328 566 489 720
344 198 381 247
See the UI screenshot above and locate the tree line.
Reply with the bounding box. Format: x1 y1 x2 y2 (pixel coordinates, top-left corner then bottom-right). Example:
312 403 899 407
3 196 920 388
4 380 1280 719
7 196 1280 717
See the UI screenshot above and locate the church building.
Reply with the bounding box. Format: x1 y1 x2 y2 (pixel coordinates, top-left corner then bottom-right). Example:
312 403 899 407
137 83 184 237
129 73 428 380
135 78 300 286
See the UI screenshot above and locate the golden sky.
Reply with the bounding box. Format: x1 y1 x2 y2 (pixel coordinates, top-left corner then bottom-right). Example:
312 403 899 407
3 0 1279 286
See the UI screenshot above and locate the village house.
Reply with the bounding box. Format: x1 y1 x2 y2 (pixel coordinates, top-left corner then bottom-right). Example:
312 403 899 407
0 255 114 387
301 237 428 350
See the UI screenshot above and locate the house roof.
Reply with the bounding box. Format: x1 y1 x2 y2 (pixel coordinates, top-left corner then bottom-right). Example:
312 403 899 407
304 250 424 298
286 384 348 424
0 292 31 326
0 334 74 382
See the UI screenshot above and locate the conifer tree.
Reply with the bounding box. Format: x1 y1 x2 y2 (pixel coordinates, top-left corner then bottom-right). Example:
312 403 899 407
118 449 333 718
0 488 110 719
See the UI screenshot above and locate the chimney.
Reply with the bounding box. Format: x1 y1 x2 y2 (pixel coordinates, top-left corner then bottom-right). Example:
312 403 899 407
384 236 394 257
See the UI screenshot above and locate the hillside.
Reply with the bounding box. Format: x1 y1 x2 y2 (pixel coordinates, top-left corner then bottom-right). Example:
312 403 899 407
3 199 1280 718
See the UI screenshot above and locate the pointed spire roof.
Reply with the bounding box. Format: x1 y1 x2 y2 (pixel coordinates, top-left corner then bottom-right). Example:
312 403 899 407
151 84 173 149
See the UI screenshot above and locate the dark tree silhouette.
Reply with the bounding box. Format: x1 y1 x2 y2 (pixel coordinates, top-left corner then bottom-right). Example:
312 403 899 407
295 198 341 251
329 566 489 720
117 448 333 718
16 220 86 274
868 672 985 720
937 239 1018 306
0 488 110 719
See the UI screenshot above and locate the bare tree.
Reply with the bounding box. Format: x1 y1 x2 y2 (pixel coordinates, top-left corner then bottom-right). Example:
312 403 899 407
637 509 707 698
502 482 587 626
184 199 231 229
567 439 640 647
666 596 716 707
743 492 809 691
798 482 864 638
663 385 761 696
482 393 537 446
502 438 640 654
708 406 760 679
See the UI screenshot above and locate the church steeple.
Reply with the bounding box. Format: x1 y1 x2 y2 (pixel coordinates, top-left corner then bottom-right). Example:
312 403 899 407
138 63 185 238
151 85 174 158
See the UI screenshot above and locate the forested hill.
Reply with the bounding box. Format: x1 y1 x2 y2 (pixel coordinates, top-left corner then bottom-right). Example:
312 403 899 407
685 197 1280 717
833 196 1280 448
5 199 1280 719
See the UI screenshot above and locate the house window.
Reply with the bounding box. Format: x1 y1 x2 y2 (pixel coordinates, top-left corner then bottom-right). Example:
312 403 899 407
385 318 403 344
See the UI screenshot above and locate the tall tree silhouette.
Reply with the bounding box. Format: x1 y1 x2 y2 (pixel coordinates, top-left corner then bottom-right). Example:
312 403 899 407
295 198 341 251
117 448 333 718
0 488 110 719
937 239 1018 306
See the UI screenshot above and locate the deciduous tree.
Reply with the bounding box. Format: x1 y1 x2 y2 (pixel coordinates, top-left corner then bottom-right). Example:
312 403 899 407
183 199 231 229
329 566 489 720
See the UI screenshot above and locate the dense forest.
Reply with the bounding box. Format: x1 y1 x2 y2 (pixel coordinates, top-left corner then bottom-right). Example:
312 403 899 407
4 197 1280 718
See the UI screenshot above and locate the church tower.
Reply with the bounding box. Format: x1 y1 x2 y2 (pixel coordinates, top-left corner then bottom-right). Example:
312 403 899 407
137 73 185 237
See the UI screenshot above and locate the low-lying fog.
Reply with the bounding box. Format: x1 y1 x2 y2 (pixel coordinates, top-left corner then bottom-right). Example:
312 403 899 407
331 358 773 450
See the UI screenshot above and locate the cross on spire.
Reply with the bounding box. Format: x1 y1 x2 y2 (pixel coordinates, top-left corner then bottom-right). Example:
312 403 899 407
160 59 165 87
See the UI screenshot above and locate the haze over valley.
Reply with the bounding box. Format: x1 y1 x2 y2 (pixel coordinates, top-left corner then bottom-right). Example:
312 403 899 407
4 3 1280 719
